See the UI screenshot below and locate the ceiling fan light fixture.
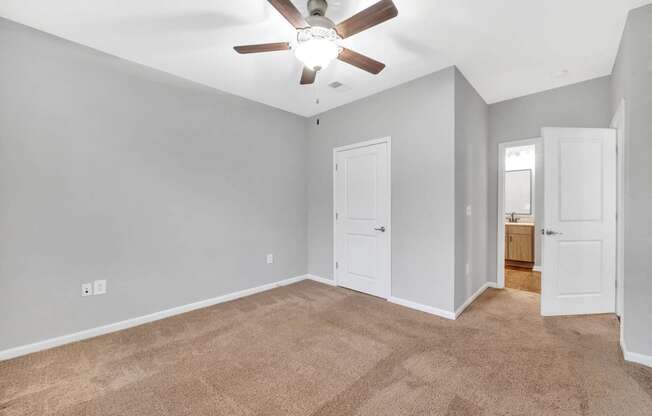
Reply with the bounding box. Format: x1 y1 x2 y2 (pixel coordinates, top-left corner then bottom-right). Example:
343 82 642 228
234 0 398 85
294 27 341 71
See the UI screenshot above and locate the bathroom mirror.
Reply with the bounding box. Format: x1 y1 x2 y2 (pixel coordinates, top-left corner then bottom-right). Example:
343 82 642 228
504 169 532 215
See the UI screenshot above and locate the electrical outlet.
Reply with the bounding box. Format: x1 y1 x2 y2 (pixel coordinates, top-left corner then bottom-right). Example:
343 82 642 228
93 280 107 295
266 254 274 264
81 283 93 297
466 205 472 216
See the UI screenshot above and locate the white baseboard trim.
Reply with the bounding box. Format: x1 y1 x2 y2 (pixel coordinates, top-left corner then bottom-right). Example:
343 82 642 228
486 282 499 289
308 275 458 321
305 274 337 286
388 297 456 320
454 282 492 319
533 265 542 272
620 337 652 368
0 274 309 362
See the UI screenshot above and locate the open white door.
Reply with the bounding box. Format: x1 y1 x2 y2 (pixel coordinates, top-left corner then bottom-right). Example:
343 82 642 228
542 128 616 316
334 139 390 299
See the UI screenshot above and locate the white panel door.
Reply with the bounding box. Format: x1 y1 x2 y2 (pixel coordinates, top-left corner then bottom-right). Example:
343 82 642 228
542 128 616 316
334 140 390 298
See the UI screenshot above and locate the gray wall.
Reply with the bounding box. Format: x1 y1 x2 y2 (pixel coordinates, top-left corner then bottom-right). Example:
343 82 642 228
307 67 456 312
610 4 652 357
0 18 308 351
487 76 612 283
453 69 489 309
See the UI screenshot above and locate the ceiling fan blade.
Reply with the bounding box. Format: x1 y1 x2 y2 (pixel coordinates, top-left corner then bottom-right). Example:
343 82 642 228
233 42 290 54
267 0 308 29
338 48 386 74
300 67 317 85
335 0 398 39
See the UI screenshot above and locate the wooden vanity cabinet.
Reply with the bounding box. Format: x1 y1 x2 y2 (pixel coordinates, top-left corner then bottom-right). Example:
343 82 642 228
505 224 534 268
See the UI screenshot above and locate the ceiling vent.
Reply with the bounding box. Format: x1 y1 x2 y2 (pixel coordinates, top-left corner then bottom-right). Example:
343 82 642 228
329 81 352 92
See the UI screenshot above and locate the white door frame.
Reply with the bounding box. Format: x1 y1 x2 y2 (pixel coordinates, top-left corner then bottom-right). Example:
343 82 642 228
333 137 392 298
496 137 541 289
610 100 626 320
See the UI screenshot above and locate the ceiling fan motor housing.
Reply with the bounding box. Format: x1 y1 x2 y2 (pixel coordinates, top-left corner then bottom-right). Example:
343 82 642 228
307 0 328 16
305 15 335 29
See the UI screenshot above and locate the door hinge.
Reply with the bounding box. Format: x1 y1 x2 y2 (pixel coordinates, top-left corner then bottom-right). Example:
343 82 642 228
335 212 339 220
336 261 339 269
335 163 338 171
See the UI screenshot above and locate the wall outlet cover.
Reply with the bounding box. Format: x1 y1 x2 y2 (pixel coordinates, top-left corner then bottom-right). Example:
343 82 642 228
81 283 93 297
266 254 274 264
93 280 107 295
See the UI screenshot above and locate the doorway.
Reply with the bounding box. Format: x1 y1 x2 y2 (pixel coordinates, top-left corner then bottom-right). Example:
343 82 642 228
333 138 391 299
497 129 618 317
497 138 542 295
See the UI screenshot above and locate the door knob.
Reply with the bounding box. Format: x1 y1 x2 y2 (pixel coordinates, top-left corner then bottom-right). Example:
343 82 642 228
543 229 563 236
374 226 386 232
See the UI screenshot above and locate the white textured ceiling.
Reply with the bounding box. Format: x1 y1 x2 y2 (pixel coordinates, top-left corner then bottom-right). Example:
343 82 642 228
1 0 649 117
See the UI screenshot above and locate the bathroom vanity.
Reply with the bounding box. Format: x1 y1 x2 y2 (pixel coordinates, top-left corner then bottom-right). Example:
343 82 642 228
505 223 535 268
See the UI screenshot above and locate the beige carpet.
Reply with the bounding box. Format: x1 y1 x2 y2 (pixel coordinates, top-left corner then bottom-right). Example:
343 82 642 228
1 281 651 416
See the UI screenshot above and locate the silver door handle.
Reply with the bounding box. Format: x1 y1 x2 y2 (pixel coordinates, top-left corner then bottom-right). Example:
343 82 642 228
374 226 386 232
542 229 563 236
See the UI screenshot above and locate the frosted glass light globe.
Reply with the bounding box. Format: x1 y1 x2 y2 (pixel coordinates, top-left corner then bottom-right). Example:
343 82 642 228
294 26 341 71
294 38 340 71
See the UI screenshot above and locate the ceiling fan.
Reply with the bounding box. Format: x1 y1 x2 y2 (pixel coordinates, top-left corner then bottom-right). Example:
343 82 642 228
234 0 398 85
